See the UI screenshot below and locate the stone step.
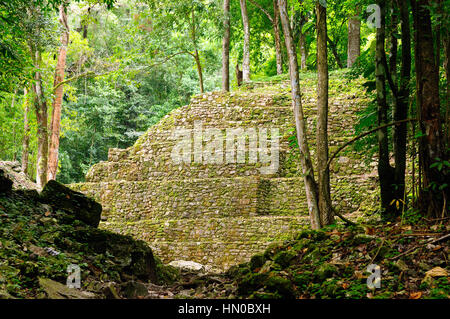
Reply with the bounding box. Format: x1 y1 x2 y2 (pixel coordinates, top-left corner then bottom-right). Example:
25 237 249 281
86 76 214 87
100 215 310 269
103 216 309 243
70 178 308 222
70 175 377 224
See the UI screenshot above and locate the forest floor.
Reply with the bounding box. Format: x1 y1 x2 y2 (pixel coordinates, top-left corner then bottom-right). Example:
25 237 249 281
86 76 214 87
143 217 450 300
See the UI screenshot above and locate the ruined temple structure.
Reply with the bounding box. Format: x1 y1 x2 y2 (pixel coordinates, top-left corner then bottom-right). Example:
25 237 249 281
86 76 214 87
70 76 379 270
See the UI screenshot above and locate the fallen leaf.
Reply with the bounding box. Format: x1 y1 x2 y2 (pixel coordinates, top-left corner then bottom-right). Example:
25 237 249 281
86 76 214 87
409 291 422 299
44 211 51 217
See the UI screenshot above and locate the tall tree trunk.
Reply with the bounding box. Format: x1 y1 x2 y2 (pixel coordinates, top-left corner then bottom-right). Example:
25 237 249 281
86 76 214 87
11 90 17 161
222 0 231 91
48 4 69 181
411 0 448 217
444 27 449 146
240 0 251 82
191 10 204 93
388 5 398 84
299 30 308 70
376 0 396 218
22 88 30 176
434 0 442 74
347 14 361 68
31 50 48 189
194 49 205 93
298 1 308 70
278 0 321 229
316 1 333 226
392 0 411 214
273 0 283 75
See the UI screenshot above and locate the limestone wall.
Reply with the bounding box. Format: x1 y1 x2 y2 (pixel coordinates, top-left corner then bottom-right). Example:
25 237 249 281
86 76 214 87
70 76 380 270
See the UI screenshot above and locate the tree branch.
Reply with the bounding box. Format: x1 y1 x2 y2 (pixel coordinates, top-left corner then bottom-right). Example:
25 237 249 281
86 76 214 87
248 0 273 22
326 118 418 170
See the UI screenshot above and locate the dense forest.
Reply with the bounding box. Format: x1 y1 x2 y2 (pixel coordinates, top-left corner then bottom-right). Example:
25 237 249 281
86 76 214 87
0 0 449 301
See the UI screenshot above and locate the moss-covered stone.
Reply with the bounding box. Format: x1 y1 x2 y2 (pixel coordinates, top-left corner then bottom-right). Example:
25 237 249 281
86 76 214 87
273 250 297 268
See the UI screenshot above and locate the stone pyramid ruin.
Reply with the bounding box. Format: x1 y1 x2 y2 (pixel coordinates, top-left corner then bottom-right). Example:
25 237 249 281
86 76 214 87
70 75 379 270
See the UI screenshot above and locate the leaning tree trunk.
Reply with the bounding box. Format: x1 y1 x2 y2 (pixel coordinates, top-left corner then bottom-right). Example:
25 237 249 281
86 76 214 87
48 3 69 181
376 0 396 219
273 0 283 75
278 0 321 229
222 0 231 91
240 0 251 82
31 50 48 189
347 14 361 68
194 49 205 93
316 1 334 226
22 88 30 176
411 0 448 217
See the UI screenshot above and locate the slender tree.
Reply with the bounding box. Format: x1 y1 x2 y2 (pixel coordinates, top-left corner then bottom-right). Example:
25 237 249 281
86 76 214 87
31 49 48 189
239 0 251 82
347 10 361 68
316 0 333 226
375 0 397 218
391 0 411 215
278 0 321 229
191 10 204 93
48 3 70 181
411 0 448 217
21 88 30 176
298 7 309 70
222 0 231 91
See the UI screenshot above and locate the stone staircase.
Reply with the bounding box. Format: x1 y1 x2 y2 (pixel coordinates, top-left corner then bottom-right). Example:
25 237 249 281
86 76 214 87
70 74 379 270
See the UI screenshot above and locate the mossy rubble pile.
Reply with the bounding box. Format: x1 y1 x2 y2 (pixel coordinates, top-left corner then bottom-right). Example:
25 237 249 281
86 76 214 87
70 72 380 270
0 169 177 299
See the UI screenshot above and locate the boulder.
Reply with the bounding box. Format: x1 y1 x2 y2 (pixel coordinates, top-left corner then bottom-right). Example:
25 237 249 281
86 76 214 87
40 180 102 228
0 161 37 190
0 169 13 193
38 278 96 299
169 260 205 272
121 281 148 299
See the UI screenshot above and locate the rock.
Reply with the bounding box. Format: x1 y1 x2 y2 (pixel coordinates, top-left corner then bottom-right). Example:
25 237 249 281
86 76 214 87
38 278 96 299
0 169 13 193
0 161 37 190
40 180 102 228
169 260 204 272
121 281 148 299
314 263 338 281
69 228 159 282
273 250 296 268
249 254 265 271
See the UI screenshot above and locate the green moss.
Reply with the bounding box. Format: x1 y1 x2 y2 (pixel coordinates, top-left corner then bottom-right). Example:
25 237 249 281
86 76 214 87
273 250 296 268
314 263 338 282
264 275 295 299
